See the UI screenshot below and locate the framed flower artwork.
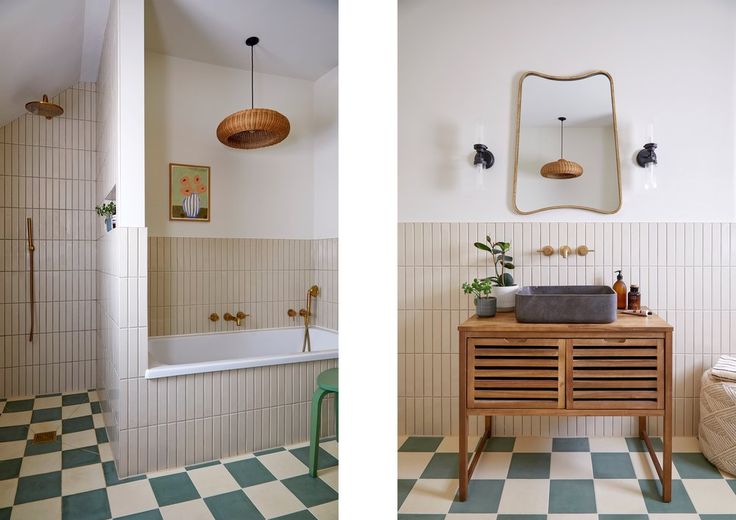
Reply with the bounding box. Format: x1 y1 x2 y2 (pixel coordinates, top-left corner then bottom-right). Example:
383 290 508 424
169 163 210 222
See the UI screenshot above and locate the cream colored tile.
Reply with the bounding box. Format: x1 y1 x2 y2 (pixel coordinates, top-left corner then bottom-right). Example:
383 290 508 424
512 437 552 452
0 478 17 509
497 479 549 514
7 497 61 520
319 465 338 492
472 452 512 479
62 429 97 449
0 440 26 460
673 436 701 452
437 435 480 453
244 480 304 518
548 515 596 520
398 452 434 479
159 498 213 520
62 403 91 419
550 452 593 479
93 414 105 428
19 451 61 476
399 478 456 514
0 410 31 426
594 479 648 513
187 464 240 498
99 442 114 462
682 478 736 513
61 463 105 495
630 451 680 480
258 450 308 480
34 396 62 409
107 479 159 518
648 515 700 520
588 436 629 452
445 515 496 520
309 500 338 520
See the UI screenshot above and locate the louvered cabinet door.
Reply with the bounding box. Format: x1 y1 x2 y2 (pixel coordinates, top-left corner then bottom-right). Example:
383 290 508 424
567 338 664 410
467 338 565 409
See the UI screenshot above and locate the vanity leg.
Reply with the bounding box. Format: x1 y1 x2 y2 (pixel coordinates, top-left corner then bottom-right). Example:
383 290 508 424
638 416 646 438
663 331 673 502
459 414 468 501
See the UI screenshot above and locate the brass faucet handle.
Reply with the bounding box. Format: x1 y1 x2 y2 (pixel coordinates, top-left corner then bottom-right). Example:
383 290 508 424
576 245 595 256
559 245 572 259
236 311 249 320
536 245 554 256
299 308 310 317
209 313 219 322
287 309 297 318
224 312 234 321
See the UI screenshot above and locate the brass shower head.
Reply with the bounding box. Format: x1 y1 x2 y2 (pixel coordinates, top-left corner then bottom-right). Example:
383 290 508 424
25 94 64 119
308 285 319 297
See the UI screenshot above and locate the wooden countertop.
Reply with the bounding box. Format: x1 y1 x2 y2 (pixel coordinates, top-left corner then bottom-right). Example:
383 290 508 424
458 310 672 333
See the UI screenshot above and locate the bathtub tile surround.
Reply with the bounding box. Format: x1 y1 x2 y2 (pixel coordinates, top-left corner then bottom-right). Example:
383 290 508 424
0 83 98 398
398 222 736 438
0 391 338 520
148 236 338 335
397 435 736 516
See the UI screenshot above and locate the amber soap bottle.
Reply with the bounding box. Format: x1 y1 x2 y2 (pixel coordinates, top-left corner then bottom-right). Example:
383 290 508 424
628 284 641 310
613 270 627 310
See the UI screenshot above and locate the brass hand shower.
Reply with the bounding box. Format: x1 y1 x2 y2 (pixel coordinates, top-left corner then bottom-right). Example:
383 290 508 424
301 285 319 352
26 218 35 342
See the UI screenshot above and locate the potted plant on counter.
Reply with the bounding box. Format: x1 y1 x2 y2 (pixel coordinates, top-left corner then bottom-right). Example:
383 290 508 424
462 278 496 317
95 201 116 232
474 235 519 312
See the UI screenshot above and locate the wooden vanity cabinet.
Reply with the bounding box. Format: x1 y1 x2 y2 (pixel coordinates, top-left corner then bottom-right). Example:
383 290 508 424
458 312 673 502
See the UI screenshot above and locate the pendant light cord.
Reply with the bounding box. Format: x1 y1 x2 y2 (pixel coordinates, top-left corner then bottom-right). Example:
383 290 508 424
559 118 564 159
250 44 254 109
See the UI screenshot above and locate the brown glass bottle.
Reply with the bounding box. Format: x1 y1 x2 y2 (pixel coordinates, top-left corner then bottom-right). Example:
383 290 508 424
628 284 641 310
613 270 627 310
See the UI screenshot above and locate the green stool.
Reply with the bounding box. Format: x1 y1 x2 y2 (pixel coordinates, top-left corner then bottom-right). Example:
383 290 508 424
309 367 338 477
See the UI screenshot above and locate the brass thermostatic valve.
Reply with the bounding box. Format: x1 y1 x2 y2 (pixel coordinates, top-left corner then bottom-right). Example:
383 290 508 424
209 313 219 322
536 245 554 256
576 245 595 256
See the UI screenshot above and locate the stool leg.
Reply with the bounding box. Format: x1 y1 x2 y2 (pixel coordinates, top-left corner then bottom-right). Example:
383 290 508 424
309 388 328 477
334 393 338 442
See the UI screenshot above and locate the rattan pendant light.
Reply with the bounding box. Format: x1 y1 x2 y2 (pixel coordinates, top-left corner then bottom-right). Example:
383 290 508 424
216 36 290 149
540 116 583 179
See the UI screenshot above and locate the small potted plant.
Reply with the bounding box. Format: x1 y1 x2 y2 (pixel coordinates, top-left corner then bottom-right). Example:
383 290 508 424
95 201 116 232
474 235 519 312
462 278 496 317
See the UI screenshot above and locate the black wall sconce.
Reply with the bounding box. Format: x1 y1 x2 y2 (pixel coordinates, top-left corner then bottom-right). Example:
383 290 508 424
473 144 494 170
636 142 657 167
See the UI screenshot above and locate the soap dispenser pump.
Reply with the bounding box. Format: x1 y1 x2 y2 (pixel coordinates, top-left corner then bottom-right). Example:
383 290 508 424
613 270 627 310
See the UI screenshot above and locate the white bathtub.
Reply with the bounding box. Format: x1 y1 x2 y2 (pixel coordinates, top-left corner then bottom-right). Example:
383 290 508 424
145 327 338 379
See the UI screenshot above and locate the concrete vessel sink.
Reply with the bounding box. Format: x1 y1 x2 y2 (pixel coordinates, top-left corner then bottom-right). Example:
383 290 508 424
515 285 617 323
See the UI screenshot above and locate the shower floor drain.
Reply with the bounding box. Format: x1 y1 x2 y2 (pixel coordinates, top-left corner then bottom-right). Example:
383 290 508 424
32 431 57 443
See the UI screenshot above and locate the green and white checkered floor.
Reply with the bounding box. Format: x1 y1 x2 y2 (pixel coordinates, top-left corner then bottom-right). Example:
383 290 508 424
398 435 736 519
0 392 338 519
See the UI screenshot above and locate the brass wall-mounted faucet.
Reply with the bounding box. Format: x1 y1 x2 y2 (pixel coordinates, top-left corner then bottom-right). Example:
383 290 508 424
224 311 249 326
301 285 319 352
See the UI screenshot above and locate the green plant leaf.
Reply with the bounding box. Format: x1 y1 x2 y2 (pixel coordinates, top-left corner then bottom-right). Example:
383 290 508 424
503 262 515 270
500 273 514 286
474 242 493 253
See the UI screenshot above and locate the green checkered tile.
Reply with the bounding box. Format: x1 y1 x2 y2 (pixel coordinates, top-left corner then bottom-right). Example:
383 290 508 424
1 390 337 519
400 437 444 452
625 436 664 452
3 400 34 413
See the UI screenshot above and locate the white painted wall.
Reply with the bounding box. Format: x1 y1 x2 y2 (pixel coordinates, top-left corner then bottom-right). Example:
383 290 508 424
313 66 338 238
145 52 321 238
398 0 736 222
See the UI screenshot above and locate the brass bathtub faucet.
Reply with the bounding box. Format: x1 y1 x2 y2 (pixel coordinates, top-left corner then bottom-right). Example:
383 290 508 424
224 311 249 326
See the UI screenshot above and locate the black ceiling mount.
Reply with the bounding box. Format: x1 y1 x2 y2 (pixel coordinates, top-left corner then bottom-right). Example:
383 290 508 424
245 36 259 46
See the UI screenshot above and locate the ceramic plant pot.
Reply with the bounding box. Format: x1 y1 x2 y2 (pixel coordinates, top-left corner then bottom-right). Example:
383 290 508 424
475 296 497 317
493 284 519 312
182 193 201 218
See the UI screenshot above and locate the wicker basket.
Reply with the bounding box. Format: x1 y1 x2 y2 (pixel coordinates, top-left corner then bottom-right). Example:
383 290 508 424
698 369 736 476
540 158 583 179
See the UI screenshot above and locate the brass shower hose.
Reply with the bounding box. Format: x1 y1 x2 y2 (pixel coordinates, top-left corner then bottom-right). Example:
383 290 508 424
26 217 35 342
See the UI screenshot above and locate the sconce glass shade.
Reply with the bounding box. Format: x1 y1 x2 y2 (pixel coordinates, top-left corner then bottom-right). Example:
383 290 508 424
540 158 583 179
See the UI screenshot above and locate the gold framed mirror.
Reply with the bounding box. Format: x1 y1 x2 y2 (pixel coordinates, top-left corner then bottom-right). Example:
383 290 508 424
512 71 622 215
